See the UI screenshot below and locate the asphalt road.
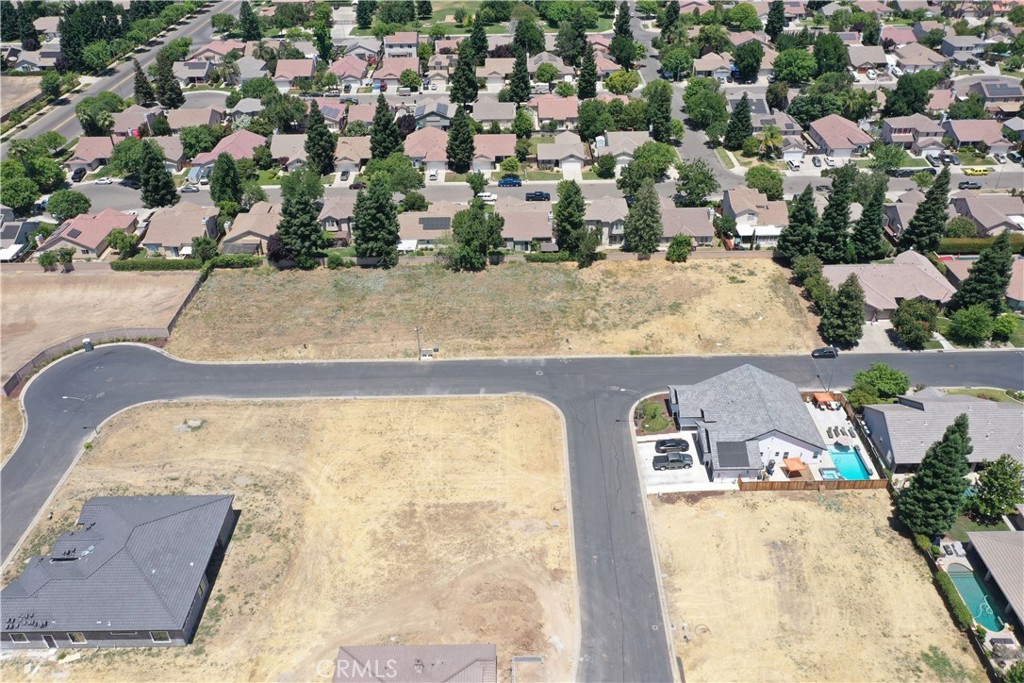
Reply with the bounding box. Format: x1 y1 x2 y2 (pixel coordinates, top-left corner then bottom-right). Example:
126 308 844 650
3 345 1022 681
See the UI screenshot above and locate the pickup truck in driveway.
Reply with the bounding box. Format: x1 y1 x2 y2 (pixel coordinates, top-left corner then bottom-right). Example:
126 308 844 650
652 452 693 471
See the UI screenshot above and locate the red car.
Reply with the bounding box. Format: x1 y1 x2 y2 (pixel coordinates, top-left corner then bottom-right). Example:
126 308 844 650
349 182 367 190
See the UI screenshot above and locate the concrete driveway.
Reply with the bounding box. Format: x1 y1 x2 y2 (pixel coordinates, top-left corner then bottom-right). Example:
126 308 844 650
849 321 904 353
636 432 711 493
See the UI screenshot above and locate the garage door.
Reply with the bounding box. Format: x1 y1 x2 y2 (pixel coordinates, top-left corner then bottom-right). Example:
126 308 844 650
561 161 583 182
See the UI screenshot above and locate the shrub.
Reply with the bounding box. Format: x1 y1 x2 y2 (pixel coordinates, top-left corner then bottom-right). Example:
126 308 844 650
791 254 823 283
913 533 933 557
666 234 692 263
938 234 1024 255
209 254 261 268
803 273 833 309
948 304 994 346
110 258 202 270
327 252 355 269
934 570 975 632
992 313 1018 341
524 251 575 262
741 136 760 157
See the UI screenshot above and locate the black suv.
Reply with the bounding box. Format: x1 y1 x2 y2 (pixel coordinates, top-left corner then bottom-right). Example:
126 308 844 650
655 438 689 453
71 168 87 182
653 452 693 471
120 177 141 189
525 191 550 201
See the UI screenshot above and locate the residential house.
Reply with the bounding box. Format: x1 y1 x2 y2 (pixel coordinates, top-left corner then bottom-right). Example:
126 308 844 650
536 131 587 180
884 189 951 240
221 202 280 255
728 31 770 49
327 56 369 91
693 52 733 82
751 112 806 162
66 137 114 173
340 38 382 64
677 0 714 14
472 134 516 172
229 97 265 119
6 48 56 71
967 77 1024 117
1004 116 1024 138
149 135 188 172
434 38 463 55
32 16 60 41
820 1 846 16
472 100 516 129
0 208 34 262
855 0 892 16
36 209 137 260
310 98 347 130
728 96 770 116
289 41 319 61
940 35 985 63
593 52 620 80
836 31 863 47
274 59 316 92
142 202 219 258
587 34 613 52
965 531 1024 632
318 198 356 242
345 103 377 129
398 201 461 250
189 39 246 62
269 133 309 172
192 130 267 168
863 389 1024 472
585 197 629 247
758 47 779 81
808 114 873 159
593 130 654 173
494 197 553 251
334 136 371 176
660 200 716 247
172 60 213 86
880 26 918 47
950 191 1024 236
722 186 789 247
528 52 574 82
529 95 580 131
374 57 420 91
880 113 946 154
110 105 159 137
821 250 956 320
413 101 454 130
943 119 1013 155
384 31 419 59
332 644 497 683
166 107 224 133
477 58 515 93
667 365 827 483
234 56 270 84
847 45 888 74
927 88 955 113
404 126 448 176
0 495 235 650
945 255 1024 310
895 43 946 73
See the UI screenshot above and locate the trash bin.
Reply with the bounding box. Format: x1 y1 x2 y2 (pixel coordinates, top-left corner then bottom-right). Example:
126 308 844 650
83 338 93 352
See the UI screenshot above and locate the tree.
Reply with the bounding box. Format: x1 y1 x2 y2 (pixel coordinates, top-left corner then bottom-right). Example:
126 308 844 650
555 81 576 98
210 153 242 205
82 40 113 72
605 70 641 95
820 273 864 347
398 69 420 91
728 4 762 31
891 299 939 349
577 42 598 99
609 6 634 69
869 143 909 174
512 107 534 138
150 116 171 136
758 124 784 160
852 177 888 262
854 362 911 401
950 232 1013 316
766 80 790 112
615 141 676 194
776 185 818 263
644 80 673 144
659 44 692 81
733 41 764 84
666 234 692 263
40 71 62 100
363 153 423 194
724 94 753 151
154 53 184 109
947 93 987 120
450 52 479 104
622 179 662 256
683 77 728 130
241 181 268 210
38 250 58 271
883 72 932 117
179 126 218 158
211 13 238 35
469 19 488 65
900 167 950 254
418 0 433 19
912 171 935 190
765 0 787 42
106 230 138 257
446 106 475 173
578 100 613 141
512 16 545 56
945 216 978 238
773 49 817 83
277 166 328 269
305 101 336 176
897 414 972 538
46 190 91 223
191 235 218 264
553 179 587 255
353 174 399 268
814 32 848 75
445 203 505 271
240 1 262 41
555 13 589 67
816 163 857 264
370 94 401 160
696 24 730 54
745 165 783 201
972 454 1024 524
509 52 531 103
948 305 995 346
675 159 719 207
467 171 487 196
139 140 178 209
132 57 156 106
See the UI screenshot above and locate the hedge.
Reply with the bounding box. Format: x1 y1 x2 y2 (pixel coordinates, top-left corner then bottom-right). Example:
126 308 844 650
111 259 202 271
934 569 975 632
525 251 575 262
209 254 262 269
938 234 1024 255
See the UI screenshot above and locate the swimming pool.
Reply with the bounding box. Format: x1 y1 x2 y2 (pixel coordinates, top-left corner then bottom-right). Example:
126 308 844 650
948 564 1007 632
829 444 870 480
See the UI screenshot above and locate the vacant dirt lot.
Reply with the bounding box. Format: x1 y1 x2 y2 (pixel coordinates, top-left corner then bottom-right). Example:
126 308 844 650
650 491 984 683
0 270 197 384
0 76 42 114
0 397 576 683
167 260 820 361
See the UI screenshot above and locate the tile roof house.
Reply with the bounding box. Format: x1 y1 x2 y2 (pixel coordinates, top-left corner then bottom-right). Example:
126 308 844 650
593 52 620 79
334 135 372 174
808 114 873 159
340 38 383 64
895 43 946 73
945 255 1024 310
472 133 515 172
940 35 985 63
693 52 733 81
585 197 629 247
667 365 827 483
327 55 369 86
863 389 1024 471
587 34 613 52
172 60 213 86
536 131 587 180
404 126 448 173
927 88 955 113
413 101 454 130
880 26 918 47
269 133 310 172
398 200 462 249
309 98 348 130
528 52 574 80
189 39 246 62
318 198 357 241
855 0 893 16
229 97 265 119
477 58 516 92
494 197 554 251
966 76 1024 116
373 57 420 89
37 209 138 260
384 31 419 58
722 186 789 247
660 200 716 246
142 202 219 258
594 130 654 171
221 202 280 255
942 119 1012 155
332 644 497 683
528 95 580 131
472 99 516 129
234 55 270 84
822 250 956 319
881 113 946 154
149 135 188 172
847 45 888 72
345 103 377 128
32 15 60 40
966 531 1024 628
166 106 225 132
950 191 1024 236
110 105 160 137
66 137 115 173
192 130 267 167
274 58 316 92
0 495 235 649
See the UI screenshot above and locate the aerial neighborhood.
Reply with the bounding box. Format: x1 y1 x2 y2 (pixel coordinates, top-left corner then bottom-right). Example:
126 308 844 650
0 0 1023 682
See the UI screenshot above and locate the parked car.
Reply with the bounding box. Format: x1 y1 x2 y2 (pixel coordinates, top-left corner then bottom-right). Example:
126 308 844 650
428 169 438 181
497 176 522 187
994 153 1006 164
430 83 438 91
652 452 693 471
475 192 497 204
1008 151 1023 164
199 176 209 186
958 180 982 190
926 154 941 167
349 181 367 190
380 83 388 92
525 191 550 201
815 184 831 192
339 170 350 182
811 346 839 359
95 177 113 185
890 65 903 77
343 84 352 93
823 157 835 167
786 160 800 172
812 156 822 168
655 439 689 453
917 166 937 175
180 184 200 193
963 167 990 176
866 69 877 80
71 168 87 182
889 168 913 178
120 177 140 189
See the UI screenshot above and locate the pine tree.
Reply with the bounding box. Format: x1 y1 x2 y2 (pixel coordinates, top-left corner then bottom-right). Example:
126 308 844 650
133 59 155 105
645 80 673 144
469 19 488 66
277 166 328 269
139 140 178 209
446 106 475 173
370 94 401 160
355 0 377 30
661 0 680 42
239 1 262 41
509 52 531 103
950 231 1013 316
900 167 950 254
610 1 634 70
578 42 598 100
723 93 752 151
417 0 433 19
851 176 888 262
815 163 856 264
553 179 586 255
556 13 590 67
305 100 336 176
776 184 818 263
449 53 479 105
765 0 786 42
154 53 184 109
512 16 545 56
820 273 864 347
622 178 662 255
897 414 972 537
210 153 241 204
353 174 400 268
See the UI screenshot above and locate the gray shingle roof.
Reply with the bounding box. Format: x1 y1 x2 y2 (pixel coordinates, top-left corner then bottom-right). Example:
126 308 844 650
2 495 233 634
967 531 1024 624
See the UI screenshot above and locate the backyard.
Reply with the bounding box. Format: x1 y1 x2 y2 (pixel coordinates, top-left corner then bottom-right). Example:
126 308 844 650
165 260 823 361
649 490 985 682
0 397 577 683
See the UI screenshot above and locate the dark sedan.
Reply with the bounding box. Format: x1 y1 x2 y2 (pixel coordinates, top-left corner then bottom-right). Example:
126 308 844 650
811 346 839 359
655 438 689 453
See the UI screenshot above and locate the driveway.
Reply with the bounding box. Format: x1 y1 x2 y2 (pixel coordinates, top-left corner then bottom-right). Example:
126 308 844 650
636 432 723 494
849 321 904 354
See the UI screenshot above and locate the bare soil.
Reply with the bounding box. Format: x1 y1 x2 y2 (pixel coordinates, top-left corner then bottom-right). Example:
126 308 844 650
0 397 23 465
0 398 576 683
0 270 198 384
0 76 42 114
649 491 984 683
166 260 821 361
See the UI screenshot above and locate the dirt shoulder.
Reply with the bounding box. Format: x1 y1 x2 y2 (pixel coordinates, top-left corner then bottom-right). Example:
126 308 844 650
1 397 23 465
0 398 577 683
165 260 821 361
649 490 984 683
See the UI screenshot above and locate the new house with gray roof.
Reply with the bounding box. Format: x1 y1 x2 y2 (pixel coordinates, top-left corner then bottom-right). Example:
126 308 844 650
1 495 235 649
667 365 827 482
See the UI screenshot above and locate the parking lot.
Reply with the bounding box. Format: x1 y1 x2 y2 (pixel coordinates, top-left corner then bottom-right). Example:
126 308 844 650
635 430 716 494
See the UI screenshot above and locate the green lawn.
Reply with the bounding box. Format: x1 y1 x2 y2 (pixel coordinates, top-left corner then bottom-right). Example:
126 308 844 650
923 340 943 350
903 157 929 167
581 171 603 180
527 135 555 155
946 515 1008 543
256 169 281 185
326 246 357 257
714 146 735 169
541 17 613 33
946 388 1021 403
445 172 469 183
955 150 994 165
936 314 1024 348
525 170 563 180
1009 315 1024 347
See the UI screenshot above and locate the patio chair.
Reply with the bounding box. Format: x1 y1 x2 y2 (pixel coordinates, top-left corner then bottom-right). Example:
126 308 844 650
826 427 834 439
953 542 967 557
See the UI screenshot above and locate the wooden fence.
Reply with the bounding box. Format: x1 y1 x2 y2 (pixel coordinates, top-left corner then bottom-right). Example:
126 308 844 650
738 478 890 491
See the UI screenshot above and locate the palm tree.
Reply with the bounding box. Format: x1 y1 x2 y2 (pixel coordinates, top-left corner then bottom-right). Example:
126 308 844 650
77 108 113 136
759 124 783 160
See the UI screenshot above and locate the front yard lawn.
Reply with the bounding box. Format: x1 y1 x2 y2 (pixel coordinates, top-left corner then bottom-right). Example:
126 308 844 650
945 388 1021 403
525 170 563 181
256 169 281 186
946 515 1008 543
955 150 994 165
637 398 671 434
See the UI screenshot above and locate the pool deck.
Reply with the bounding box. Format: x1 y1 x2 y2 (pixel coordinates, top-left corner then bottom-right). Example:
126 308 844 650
938 557 1021 652
804 401 880 481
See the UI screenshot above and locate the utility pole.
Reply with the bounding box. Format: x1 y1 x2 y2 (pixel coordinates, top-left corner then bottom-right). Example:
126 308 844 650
415 326 422 360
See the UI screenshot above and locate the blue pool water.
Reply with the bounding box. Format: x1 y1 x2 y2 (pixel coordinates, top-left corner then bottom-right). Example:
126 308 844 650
829 444 870 480
948 564 1006 632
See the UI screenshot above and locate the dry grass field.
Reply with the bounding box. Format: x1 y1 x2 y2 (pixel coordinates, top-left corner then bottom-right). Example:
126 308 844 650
0 76 42 113
0 397 23 465
649 491 984 683
0 397 576 683
0 270 198 385
166 260 821 361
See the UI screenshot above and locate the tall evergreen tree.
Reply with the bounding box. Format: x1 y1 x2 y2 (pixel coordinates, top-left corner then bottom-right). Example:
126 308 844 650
153 53 184 109
765 0 786 42
417 0 433 19
851 176 888 262
355 0 377 30
660 0 680 42
950 232 1013 316
239 1 262 42
622 178 662 255
899 167 950 253
723 93 752 151
469 19 488 66
553 180 587 255
210 153 241 205
512 16 545 56
897 414 972 537
139 140 178 209
449 52 479 105
577 42 598 100
820 273 864 347
133 59 155 105
815 163 856 263
610 1 634 70
305 101 336 176
776 184 818 263
277 166 328 269
509 52 531 103
644 80 673 143
446 106 475 173
352 174 399 268
370 94 401 160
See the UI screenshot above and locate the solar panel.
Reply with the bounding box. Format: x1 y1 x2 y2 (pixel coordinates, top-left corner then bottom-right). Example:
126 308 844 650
67 229 82 238
420 217 451 230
